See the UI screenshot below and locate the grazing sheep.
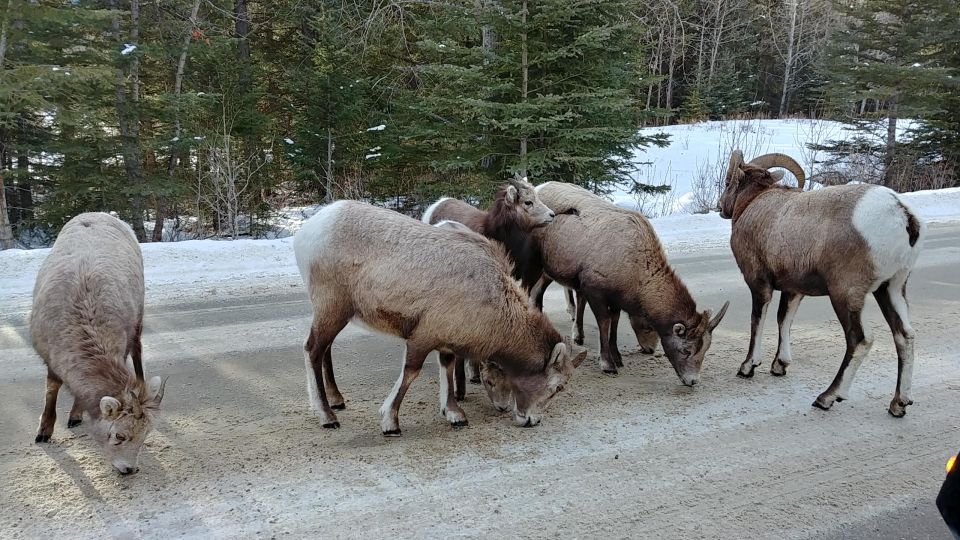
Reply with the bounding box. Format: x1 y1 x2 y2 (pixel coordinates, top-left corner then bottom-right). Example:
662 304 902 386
423 177 555 398
30 213 165 474
294 200 587 435
719 150 925 417
532 182 729 384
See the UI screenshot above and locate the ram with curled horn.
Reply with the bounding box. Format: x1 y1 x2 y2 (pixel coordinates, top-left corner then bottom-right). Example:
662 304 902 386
719 149 926 417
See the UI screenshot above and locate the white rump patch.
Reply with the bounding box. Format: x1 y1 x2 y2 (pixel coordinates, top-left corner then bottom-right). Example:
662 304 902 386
851 187 925 290
421 197 451 225
293 200 349 287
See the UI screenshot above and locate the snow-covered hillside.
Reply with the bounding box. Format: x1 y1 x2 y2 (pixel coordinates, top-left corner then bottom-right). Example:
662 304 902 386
614 118 917 216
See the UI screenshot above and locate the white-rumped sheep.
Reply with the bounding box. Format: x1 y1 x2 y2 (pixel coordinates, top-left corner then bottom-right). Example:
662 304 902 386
293 200 587 435
532 182 729 384
719 150 925 417
423 177 555 398
30 212 165 474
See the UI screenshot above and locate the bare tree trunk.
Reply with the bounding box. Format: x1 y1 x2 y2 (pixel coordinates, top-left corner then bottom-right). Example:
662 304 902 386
112 0 147 241
0 0 14 248
519 0 528 176
0 173 14 249
235 0 251 88
154 0 202 242
883 93 898 186
778 0 798 117
325 127 334 203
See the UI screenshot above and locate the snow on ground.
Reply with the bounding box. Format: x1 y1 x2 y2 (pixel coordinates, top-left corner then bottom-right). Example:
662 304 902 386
2 186 959 307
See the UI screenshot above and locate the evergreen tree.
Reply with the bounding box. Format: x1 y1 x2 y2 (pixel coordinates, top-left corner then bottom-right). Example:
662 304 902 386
821 0 956 185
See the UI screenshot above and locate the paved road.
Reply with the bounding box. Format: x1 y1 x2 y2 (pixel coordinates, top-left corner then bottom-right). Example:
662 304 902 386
1 224 958 539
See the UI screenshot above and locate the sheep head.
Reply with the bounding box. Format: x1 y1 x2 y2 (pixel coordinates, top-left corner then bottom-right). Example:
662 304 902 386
718 150 806 220
502 174 555 230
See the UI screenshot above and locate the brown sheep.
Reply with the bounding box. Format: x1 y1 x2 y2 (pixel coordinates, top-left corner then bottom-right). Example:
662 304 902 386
719 150 925 416
532 182 728 384
30 212 165 474
293 200 587 435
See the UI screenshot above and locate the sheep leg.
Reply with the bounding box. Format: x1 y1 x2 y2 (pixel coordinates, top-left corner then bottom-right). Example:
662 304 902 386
771 292 803 376
36 371 62 443
379 344 428 436
453 356 467 401
608 308 624 368
530 275 552 310
874 278 915 417
304 317 347 429
571 290 587 346
130 322 144 381
468 356 482 385
738 285 772 378
438 353 468 427
585 294 618 375
67 398 83 428
564 287 577 321
814 297 871 411
628 314 658 355
321 345 346 410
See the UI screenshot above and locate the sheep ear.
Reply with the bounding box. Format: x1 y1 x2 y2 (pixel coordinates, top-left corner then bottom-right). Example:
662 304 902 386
672 323 686 337
100 396 122 419
770 170 786 182
560 337 587 368
505 185 518 204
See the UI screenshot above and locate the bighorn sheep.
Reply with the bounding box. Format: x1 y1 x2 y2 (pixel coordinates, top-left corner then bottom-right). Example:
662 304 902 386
532 182 729 384
422 177 555 290
422 177 556 398
30 213 166 474
719 150 925 417
293 200 586 435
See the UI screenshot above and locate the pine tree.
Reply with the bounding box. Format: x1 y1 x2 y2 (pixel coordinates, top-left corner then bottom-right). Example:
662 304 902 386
821 0 956 186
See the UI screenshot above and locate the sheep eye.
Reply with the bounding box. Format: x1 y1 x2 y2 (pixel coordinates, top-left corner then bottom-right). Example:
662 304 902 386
115 434 126 442
524 200 533 206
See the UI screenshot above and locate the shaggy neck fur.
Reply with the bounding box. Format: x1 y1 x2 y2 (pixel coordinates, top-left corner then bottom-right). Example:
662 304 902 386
65 289 140 419
489 281 562 375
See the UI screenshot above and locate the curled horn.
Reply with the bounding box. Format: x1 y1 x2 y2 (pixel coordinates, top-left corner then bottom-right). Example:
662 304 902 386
726 149 746 184
748 153 806 190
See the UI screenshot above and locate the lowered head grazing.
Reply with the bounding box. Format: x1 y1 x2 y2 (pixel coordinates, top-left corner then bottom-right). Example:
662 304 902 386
95 376 166 474
483 337 587 427
660 303 730 386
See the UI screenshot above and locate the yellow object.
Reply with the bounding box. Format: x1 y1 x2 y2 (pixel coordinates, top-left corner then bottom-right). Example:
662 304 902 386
948 455 957 474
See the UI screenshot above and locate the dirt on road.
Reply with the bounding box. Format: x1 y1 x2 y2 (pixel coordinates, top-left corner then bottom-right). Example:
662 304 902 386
1 225 958 539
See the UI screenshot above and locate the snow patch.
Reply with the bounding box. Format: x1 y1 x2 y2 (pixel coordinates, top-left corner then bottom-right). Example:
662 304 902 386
366 124 386 132
121 44 137 55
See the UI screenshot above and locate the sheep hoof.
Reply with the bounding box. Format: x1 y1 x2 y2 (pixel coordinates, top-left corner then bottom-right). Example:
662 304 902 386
770 360 788 377
322 421 341 429
382 428 402 437
601 368 619 376
574 337 584 346
330 403 346 410
888 398 911 418
639 346 655 355
35 434 51 443
811 394 835 410
469 376 481 385
450 420 468 428
737 364 758 378
67 418 83 428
